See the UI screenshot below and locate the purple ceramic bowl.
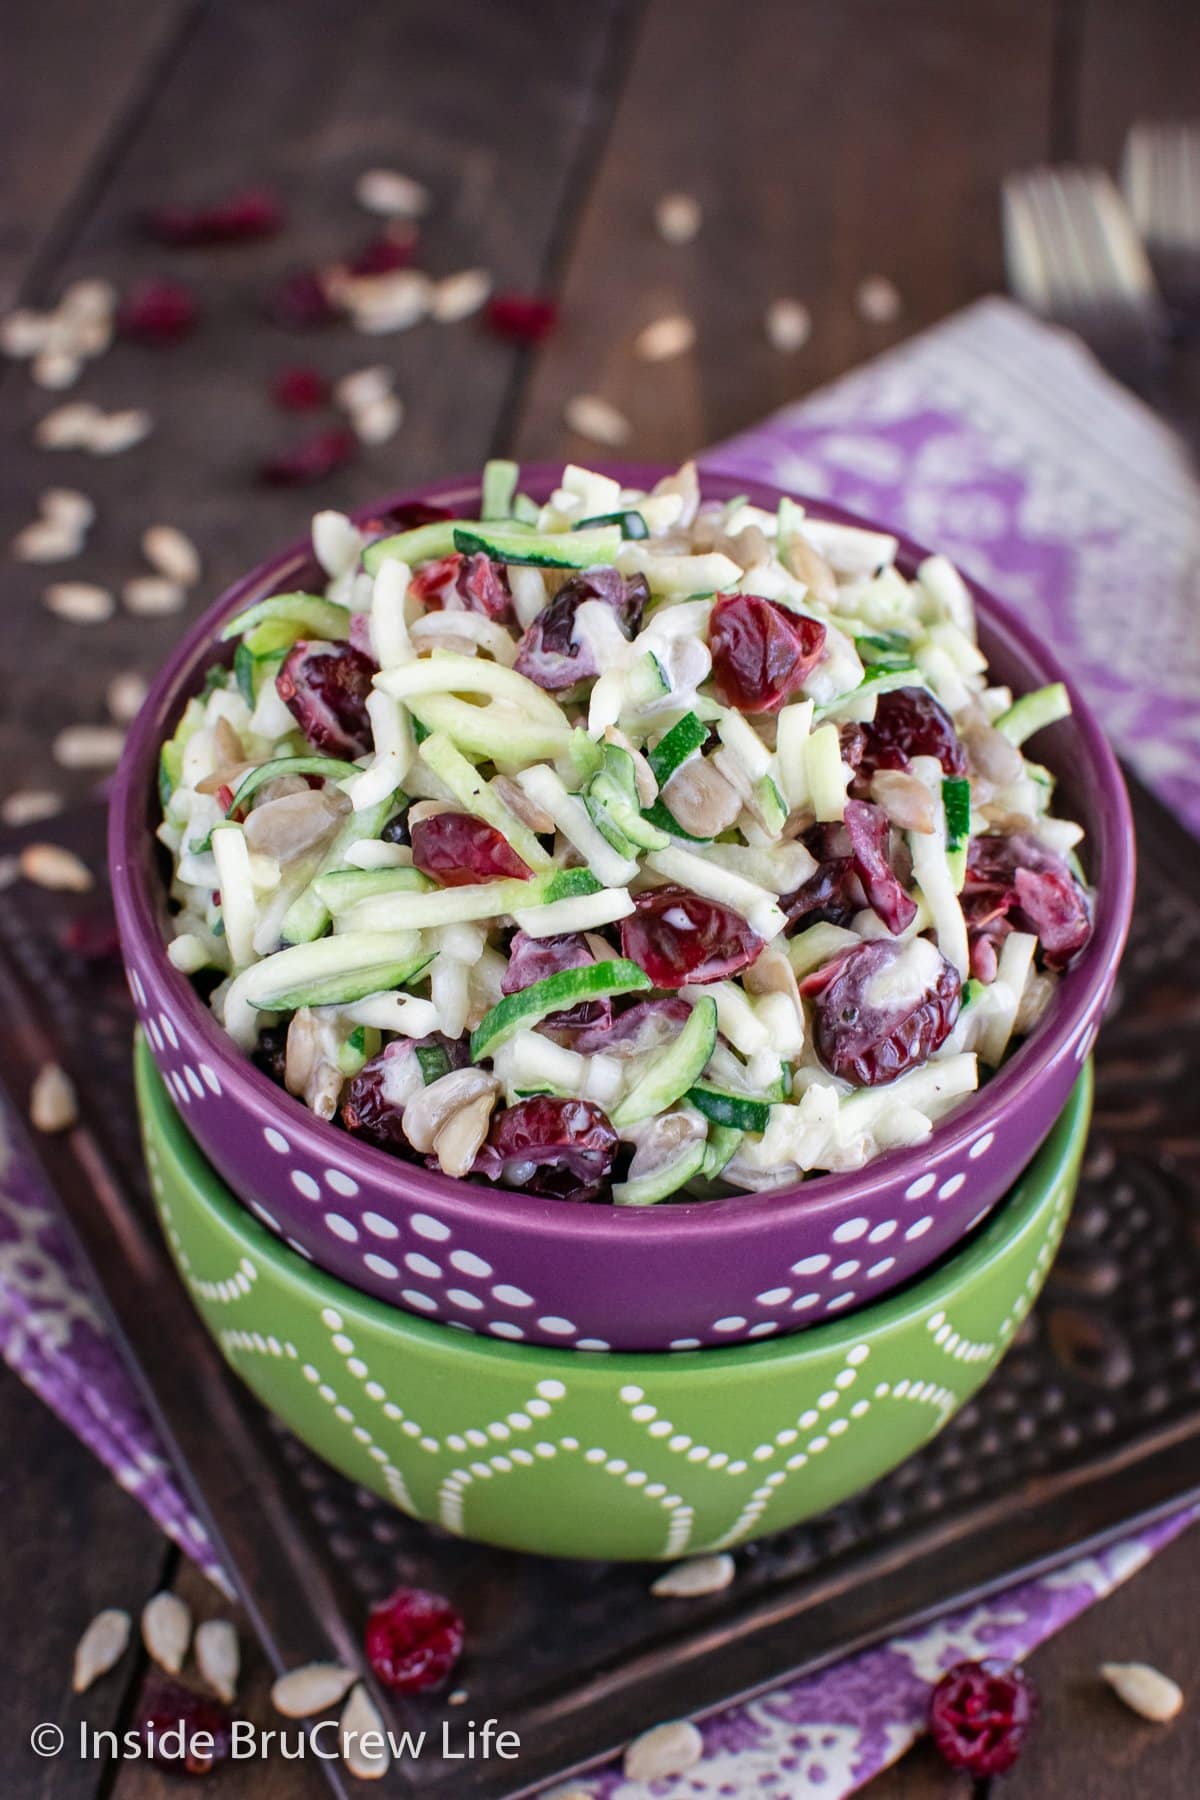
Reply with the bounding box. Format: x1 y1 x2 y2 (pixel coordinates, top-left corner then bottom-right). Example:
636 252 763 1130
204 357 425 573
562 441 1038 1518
110 465 1134 1352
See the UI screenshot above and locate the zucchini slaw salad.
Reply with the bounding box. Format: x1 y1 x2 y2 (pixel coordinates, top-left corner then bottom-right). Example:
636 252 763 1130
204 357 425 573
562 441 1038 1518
157 462 1092 1205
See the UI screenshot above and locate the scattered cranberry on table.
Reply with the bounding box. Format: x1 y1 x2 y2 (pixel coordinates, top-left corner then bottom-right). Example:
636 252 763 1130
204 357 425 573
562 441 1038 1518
118 279 200 345
365 1586 465 1695
928 1657 1038 1776
260 427 358 486
137 1675 234 1773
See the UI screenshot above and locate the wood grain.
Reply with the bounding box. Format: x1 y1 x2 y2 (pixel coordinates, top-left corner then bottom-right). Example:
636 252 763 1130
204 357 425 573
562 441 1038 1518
0 1367 170 1800
0 0 634 810
512 0 1059 467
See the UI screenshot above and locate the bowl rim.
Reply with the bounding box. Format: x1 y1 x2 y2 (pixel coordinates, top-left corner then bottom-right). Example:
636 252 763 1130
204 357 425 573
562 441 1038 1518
111 461 1134 1247
138 1035 1091 1373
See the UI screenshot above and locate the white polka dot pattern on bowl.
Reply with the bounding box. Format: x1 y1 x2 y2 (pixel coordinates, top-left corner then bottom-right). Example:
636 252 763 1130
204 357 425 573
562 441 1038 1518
128 957 1092 1349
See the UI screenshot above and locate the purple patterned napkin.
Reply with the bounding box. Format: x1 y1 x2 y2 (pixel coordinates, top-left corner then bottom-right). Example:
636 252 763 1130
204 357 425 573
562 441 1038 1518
2 296 1197 1795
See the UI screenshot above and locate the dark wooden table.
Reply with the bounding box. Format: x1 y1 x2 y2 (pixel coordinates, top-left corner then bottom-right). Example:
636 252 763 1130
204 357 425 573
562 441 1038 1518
3 3 1197 1795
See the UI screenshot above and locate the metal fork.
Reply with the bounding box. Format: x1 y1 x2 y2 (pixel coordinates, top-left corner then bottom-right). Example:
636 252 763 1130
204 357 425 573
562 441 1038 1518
1122 121 1200 323
1001 164 1200 464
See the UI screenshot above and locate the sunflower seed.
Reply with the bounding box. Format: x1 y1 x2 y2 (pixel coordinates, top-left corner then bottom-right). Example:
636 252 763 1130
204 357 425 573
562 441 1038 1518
42 487 95 529
123 575 186 617
11 519 83 562
142 524 201 586
355 168 432 219
72 1608 131 1692
334 365 394 413
33 349 82 390
1101 1661 1184 1723
650 1553 736 1598
341 271 431 335
635 314 696 362
19 841 94 892
107 670 150 724
1 789 62 828
87 408 154 455
623 1718 704 1783
430 268 493 324
59 277 117 322
195 1618 240 1704
564 394 631 448
340 1684 391 1780
271 1662 359 1718
765 297 812 352
654 192 703 245
856 275 902 323
1 309 52 358
30 1062 79 1133
34 402 105 449
142 1592 192 1675
53 724 126 769
43 581 115 624
351 392 404 445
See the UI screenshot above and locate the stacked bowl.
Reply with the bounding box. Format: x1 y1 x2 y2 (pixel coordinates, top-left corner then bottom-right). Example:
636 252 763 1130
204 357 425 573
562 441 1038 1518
110 468 1134 1560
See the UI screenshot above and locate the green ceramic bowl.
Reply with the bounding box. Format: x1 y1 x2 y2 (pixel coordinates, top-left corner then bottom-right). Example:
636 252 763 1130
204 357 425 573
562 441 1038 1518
137 1040 1090 1561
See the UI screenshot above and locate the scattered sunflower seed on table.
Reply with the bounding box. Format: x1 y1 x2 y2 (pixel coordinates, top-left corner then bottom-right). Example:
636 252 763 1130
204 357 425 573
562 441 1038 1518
87 408 155 456
1 789 62 828
194 1618 240 1704
355 168 432 219
142 524 201 587
18 841 94 892
634 313 696 361
564 393 632 447
29 1062 79 1134
271 1662 359 1718
53 723 126 769
654 191 703 244
123 575 186 617
43 581 115 625
430 268 493 323
141 1591 192 1675
765 296 813 351
623 1718 705 1783
650 1553 736 1598
106 670 149 724
340 1684 391 1780
72 1608 132 1693
1101 1661 1184 1722
856 274 902 323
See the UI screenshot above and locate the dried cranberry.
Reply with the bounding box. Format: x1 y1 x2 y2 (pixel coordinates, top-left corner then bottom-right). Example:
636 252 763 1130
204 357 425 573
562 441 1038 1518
812 938 961 1086
965 833 1091 971
118 279 200 345
252 1025 289 1087
620 886 764 987
137 1675 234 1774
143 187 283 245
276 640 376 757
473 1096 618 1202
708 592 826 713
380 810 410 846
514 568 648 691
261 428 358 486
410 552 512 621
929 1658 1037 1776
857 686 967 781
60 913 121 961
503 930 610 1032
485 293 559 342
781 852 858 933
341 1042 417 1150
348 230 417 275
568 995 693 1055
271 364 330 411
265 268 338 329
411 812 532 887
365 1586 465 1694
843 799 917 935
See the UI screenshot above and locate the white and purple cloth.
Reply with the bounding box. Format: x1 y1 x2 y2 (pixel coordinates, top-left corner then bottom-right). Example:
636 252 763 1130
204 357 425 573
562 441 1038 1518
2 298 1197 1795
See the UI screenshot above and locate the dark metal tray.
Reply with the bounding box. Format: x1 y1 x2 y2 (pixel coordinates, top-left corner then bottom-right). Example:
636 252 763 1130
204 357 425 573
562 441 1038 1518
1 773 1197 1800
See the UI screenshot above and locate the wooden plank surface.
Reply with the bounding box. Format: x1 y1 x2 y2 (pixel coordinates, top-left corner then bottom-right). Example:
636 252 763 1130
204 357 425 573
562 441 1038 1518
512 0 1059 466
0 1365 171 1800
1 0 635 809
